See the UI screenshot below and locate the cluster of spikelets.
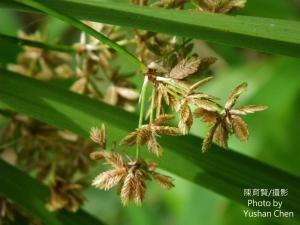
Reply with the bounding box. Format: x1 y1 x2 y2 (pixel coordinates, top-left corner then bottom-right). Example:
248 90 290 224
144 56 268 152
7 31 73 80
120 114 182 156
195 0 246 13
70 22 141 112
132 0 246 13
194 82 268 152
7 24 139 113
89 124 174 206
89 54 267 206
0 115 95 212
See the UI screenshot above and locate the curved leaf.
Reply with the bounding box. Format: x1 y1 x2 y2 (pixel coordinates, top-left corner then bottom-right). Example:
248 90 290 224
1 0 300 57
0 33 76 53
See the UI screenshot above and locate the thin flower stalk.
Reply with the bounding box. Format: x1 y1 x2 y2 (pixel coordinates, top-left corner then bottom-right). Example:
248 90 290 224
136 76 149 159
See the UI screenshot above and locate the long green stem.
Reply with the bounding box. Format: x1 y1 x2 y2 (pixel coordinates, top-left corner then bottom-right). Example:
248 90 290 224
0 33 76 53
0 33 135 54
89 76 103 98
162 79 189 92
28 58 38 77
136 76 148 159
93 38 136 51
162 85 182 100
149 88 155 123
15 0 146 71
44 160 57 185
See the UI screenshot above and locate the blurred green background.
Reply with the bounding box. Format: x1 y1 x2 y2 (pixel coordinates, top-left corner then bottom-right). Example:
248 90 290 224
1 1 300 224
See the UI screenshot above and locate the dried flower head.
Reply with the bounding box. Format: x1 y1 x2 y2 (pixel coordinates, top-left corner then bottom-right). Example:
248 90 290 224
104 70 140 112
7 30 73 80
169 57 202 79
148 55 217 117
0 197 43 225
91 150 174 206
176 76 219 134
46 177 84 212
71 22 138 111
135 31 177 64
74 22 126 62
195 82 268 152
90 124 107 149
195 0 246 13
150 0 188 8
1 113 96 212
120 114 181 156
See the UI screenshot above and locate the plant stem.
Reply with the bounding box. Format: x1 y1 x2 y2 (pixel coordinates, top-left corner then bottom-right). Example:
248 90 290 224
149 88 155 123
0 138 20 150
94 38 136 51
162 79 189 92
28 58 37 77
88 75 103 98
0 33 76 53
136 76 148 159
162 85 182 100
44 160 57 185
15 0 146 71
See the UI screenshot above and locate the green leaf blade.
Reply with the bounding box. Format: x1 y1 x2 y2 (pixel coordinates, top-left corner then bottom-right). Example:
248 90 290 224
0 33 76 53
3 0 300 57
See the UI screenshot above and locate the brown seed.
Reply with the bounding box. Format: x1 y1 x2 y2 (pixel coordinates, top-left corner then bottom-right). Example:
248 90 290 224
136 126 152 146
214 122 229 149
120 131 138 146
231 105 268 115
89 151 105 161
202 122 219 153
90 125 106 148
232 115 249 142
169 57 201 79
115 87 140 100
155 126 182 136
188 76 213 93
147 139 163 157
152 173 174 189
120 173 136 206
152 114 176 126
92 169 126 190
225 82 247 109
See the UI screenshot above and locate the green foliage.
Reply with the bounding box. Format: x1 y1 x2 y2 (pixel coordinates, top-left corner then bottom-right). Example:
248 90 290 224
0 159 105 225
14 0 145 69
1 1 300 224
1 70 300 220
2 0 300 57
